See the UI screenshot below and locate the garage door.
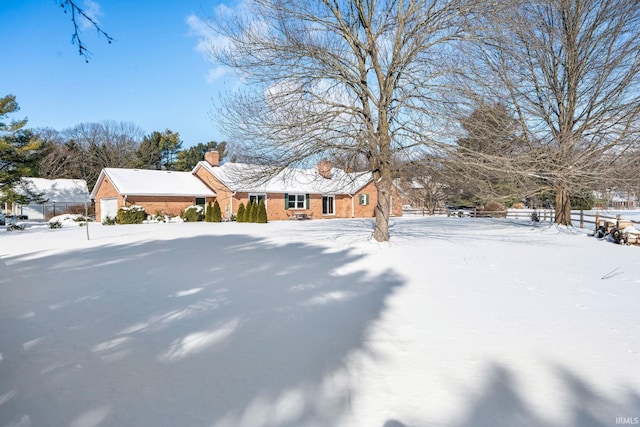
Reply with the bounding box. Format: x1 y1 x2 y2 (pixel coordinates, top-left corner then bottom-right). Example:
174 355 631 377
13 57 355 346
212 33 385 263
100 198 118 222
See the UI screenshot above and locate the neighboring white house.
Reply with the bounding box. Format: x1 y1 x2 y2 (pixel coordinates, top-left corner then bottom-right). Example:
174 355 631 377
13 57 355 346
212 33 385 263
4 178 90 220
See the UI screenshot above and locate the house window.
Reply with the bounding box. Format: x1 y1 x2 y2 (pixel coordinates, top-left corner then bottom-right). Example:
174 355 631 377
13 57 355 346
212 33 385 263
359 194 369 205
322 195 335 215
249 193 266 206
195 197 206 206
286 193 307 209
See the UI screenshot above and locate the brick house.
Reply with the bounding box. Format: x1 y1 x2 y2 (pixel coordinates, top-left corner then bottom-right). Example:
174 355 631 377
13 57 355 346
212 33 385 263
91 151 402 222
91 168 216 222
192 151 402 221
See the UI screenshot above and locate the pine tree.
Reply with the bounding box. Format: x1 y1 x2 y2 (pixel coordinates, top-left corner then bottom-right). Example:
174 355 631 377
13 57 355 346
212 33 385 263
205 201 213 222
245 201 254 223
256 199 268 223
236 203 245 223
249 200 257 223
212 200 222 222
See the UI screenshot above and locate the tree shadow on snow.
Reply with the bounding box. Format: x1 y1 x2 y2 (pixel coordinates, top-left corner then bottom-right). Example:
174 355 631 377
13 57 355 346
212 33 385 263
386 362 640 427
0 234 404 427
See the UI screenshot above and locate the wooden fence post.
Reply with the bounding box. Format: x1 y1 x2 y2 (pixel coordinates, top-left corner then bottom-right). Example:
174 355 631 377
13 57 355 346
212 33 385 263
580 210 584 229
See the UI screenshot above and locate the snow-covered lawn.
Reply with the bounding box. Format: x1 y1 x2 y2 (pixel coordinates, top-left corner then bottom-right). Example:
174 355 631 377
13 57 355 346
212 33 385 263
1 217 638 427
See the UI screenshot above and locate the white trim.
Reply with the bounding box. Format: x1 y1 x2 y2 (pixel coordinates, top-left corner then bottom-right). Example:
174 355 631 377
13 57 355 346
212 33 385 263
249 193 267 207
287 193 306 210
322 194 335 215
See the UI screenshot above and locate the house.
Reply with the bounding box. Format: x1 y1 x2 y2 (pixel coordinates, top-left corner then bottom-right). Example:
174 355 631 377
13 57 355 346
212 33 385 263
91 168 217 222
90 151 402 222
3 178 90 220
192 151 402 221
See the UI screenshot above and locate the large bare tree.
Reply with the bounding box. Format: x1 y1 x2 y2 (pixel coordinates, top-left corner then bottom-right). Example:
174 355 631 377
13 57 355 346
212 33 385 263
205 0 481 241
462 0 640 225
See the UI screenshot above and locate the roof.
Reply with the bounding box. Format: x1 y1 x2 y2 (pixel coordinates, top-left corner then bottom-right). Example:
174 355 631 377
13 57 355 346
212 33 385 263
194 161 373 194
18 178 90 204
90 168 216 198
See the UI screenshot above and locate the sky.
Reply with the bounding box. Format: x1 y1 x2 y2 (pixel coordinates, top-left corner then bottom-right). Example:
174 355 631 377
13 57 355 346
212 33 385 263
1 0 236 148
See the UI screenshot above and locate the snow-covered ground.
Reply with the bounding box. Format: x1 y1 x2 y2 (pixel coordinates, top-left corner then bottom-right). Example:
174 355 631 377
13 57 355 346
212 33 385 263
1 217 638 427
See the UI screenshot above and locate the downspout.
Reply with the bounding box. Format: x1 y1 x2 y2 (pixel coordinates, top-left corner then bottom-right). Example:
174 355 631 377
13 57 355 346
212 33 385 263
229 191 236 219
350 194 355 218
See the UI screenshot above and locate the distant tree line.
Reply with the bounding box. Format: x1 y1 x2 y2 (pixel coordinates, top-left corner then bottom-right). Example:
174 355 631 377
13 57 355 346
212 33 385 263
2 94 230 201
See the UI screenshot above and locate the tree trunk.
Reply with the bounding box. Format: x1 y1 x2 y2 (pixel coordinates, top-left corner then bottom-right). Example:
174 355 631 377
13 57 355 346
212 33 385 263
554 187 572 226
373 175 391 242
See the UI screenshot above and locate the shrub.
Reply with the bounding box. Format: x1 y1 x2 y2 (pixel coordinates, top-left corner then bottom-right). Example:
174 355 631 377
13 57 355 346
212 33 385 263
49 220 62 229
570 192 595 210
245 201 254 223
205 201 213 222
181 205 204 222
531 211 540 222
6 223 25 231
117 206 147 224
102 215 118 225
484 201 506 218
236 203 245 223
256 199 268 223
212 200 222 222
250 201 258 223
511 202 526 209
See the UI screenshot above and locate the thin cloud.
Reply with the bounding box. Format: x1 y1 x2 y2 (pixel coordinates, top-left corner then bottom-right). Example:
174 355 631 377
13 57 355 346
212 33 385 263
80 0 103 30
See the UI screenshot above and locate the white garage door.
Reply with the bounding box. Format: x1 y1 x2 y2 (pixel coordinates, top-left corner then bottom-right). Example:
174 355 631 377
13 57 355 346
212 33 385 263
100 198 118 222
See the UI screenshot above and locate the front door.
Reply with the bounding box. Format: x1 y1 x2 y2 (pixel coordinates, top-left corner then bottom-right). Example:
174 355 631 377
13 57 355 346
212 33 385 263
322 195 334 215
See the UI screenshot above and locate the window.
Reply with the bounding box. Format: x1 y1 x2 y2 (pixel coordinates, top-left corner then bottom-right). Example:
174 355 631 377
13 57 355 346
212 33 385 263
287 193 307 209
249 193 266 205
195 197 206 206
322 195 335 215
358 194 369 206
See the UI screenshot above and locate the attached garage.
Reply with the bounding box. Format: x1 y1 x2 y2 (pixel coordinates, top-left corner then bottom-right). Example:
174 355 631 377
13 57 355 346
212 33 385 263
90 168 217 223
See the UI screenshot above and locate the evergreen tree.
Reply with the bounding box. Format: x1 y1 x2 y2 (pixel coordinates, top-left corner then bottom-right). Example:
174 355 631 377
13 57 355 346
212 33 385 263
205 201 213 222
175 141 228 171
244 200 254 223
212 200 222 222
236 203 245 223
1 95 45 204
256 199 268 223
250 200 258 223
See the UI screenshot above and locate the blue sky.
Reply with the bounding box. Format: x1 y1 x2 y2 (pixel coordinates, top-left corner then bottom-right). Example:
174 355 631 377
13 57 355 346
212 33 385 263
1 0 235 148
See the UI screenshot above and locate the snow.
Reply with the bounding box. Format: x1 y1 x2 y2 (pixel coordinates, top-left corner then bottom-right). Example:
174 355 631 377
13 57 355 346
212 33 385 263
1 217 639 426
14 178 90 204
92 168 217 198
196 161 372 194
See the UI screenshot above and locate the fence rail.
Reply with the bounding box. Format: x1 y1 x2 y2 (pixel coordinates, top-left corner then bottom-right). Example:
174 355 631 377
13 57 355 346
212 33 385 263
402 207 639 230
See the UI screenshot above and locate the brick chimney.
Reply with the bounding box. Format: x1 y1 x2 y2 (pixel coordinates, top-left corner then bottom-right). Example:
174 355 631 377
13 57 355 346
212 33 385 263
317 159 332 179
204 150 220 167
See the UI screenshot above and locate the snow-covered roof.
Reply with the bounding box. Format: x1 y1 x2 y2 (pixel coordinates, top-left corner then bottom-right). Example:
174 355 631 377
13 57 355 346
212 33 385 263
91 168 216 198
194 161 372 194
18 178 90 203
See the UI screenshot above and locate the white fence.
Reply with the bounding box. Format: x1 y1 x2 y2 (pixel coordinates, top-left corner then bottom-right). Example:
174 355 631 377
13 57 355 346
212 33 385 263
402 207 639 230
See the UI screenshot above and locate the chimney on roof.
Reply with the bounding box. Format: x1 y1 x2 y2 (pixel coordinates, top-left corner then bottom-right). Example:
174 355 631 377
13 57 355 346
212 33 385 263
317 159 332 179
205 150 220 167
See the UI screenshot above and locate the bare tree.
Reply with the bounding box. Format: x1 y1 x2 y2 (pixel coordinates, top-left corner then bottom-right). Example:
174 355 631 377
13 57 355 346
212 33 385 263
205 0 483 241
49 121 143 189
56 0 113 62
460 0 640 225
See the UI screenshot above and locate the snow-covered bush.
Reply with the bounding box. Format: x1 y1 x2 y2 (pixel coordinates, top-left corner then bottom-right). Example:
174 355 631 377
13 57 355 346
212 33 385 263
181 205 204 222
117 206 147 224
49 220 62 229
